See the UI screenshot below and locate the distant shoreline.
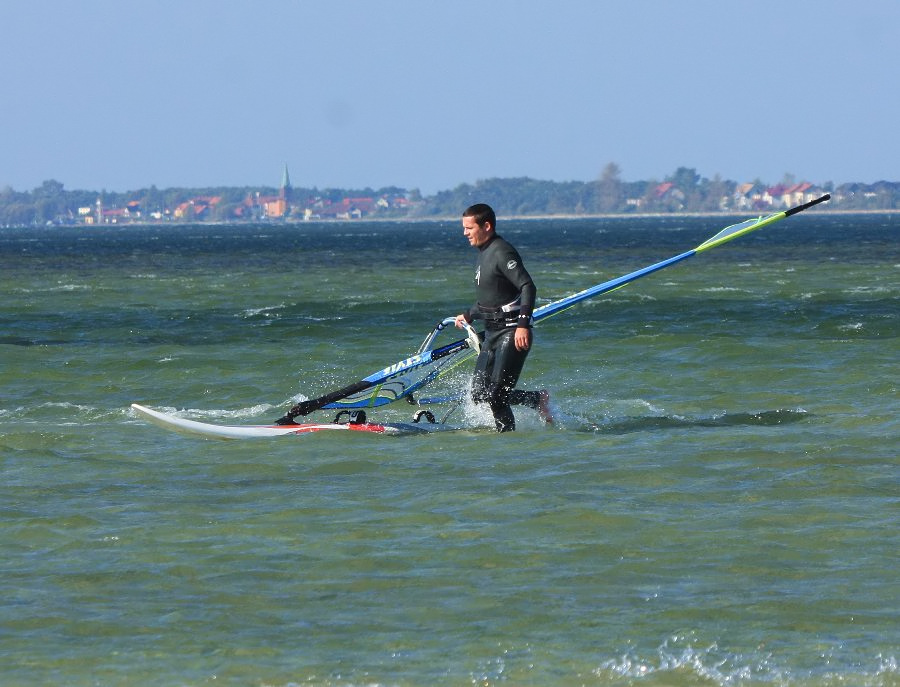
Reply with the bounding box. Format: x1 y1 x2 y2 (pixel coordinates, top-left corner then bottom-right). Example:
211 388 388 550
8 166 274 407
2 208 897 231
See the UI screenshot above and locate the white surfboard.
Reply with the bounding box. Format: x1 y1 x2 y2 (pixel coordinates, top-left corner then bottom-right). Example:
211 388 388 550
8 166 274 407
130 403 449 440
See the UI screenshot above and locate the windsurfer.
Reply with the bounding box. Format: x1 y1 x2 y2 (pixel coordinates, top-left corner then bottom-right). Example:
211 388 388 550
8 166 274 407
454 203 553 431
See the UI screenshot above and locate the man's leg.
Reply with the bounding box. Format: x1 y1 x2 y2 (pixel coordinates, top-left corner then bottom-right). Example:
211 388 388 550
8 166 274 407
508 389 554 424
481 330 529 432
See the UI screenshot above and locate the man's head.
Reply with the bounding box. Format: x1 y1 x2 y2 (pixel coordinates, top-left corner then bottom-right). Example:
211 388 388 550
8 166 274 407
462 203 496 247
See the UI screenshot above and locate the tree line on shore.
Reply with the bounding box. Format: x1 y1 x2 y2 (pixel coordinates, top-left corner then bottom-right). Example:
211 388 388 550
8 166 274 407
2 167 897 227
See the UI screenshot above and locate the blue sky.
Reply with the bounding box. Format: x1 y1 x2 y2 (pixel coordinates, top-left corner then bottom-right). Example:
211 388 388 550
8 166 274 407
2 0 898 194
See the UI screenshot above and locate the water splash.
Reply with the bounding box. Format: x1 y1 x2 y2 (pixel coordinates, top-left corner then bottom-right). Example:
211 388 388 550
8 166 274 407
595 634 898 686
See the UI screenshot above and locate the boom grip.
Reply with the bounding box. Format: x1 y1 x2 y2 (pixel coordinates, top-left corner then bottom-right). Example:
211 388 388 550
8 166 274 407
785 193 830 216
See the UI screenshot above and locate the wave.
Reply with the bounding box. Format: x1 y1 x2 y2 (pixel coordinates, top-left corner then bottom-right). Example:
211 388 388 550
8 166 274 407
577 408 809 435
593 633 897 686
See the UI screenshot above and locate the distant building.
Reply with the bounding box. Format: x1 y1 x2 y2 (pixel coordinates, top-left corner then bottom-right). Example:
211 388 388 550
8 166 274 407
174 196 221 220
253 164 292 219
280 163 291 207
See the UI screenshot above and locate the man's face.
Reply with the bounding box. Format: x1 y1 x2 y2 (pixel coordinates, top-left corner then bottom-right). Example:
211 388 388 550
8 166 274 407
462 215 492 247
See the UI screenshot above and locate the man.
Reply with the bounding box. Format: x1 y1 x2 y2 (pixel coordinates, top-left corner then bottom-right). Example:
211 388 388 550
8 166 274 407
454 203 553 432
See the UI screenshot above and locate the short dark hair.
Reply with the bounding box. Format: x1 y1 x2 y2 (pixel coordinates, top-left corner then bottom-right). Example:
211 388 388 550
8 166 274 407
463 203 496 229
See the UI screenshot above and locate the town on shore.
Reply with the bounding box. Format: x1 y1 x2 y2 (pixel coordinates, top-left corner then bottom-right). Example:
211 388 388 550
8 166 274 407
2 165 897 227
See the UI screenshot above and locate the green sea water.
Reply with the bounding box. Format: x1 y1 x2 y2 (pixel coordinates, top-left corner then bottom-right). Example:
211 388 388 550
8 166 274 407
1 214 897 686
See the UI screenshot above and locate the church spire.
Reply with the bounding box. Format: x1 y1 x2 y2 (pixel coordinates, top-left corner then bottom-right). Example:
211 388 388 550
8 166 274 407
280 163 292 204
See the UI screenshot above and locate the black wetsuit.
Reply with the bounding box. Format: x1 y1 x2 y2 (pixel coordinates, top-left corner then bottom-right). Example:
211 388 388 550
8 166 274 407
466 235 543 432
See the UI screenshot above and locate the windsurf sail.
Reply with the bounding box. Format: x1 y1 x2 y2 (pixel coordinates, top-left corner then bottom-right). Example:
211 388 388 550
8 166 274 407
320 318 481 411
275 194 829 422
276 319 478 421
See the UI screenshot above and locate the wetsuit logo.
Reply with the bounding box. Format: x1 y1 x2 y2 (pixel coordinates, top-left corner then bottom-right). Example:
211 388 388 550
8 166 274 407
507 260 518 270
475 266 481 285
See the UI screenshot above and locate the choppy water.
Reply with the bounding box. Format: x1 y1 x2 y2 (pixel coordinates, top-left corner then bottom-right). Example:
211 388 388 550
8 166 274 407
1 213 897 686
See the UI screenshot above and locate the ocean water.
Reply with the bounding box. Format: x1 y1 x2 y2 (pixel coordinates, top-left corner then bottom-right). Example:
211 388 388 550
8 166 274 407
1 213 897 686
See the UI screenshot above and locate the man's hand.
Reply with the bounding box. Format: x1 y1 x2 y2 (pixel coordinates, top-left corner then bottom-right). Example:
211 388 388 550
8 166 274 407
514 326 531 351
454 313 470 328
